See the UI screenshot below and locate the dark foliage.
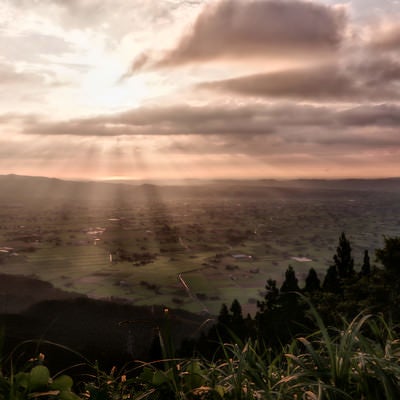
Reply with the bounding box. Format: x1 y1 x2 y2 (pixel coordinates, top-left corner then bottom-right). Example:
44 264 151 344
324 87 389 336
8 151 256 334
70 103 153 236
360 249 371 276
304 268 320 292
192 233 400 359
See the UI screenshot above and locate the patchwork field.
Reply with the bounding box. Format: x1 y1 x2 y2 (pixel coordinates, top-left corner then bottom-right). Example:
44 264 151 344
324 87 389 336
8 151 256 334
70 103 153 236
1 176 400 315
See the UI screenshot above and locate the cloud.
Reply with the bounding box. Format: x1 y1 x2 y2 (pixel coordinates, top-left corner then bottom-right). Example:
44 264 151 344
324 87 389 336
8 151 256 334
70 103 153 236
17 102 400 144
0 62 67 90
0 33 74 62
199 66 360 100
10 0 110 29
0 113 38 124
128 0 346 73
22 105 275 136
339 104 400 127
369 24 400 52
0 63 47 86
4 101 400 180
352 56 400 85
9 0 200 38
198 54 400 101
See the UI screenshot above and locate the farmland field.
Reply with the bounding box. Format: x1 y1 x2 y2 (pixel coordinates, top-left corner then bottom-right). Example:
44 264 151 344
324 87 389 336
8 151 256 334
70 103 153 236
1 175 400 315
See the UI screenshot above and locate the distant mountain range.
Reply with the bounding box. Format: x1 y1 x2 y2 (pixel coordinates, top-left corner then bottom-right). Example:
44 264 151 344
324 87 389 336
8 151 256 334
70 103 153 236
0 174 399 205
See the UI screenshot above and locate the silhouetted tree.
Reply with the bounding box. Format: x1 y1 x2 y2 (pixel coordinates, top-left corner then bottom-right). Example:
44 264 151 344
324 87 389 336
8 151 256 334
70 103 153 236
201 303 232 350
304 268 321 292
376 236 400 320
333 232 354 279
230 299 243 323
360 250 371 276
217 303 231 326
280 265 301 311
280 265 300 292
257 279 279 313
376 236 400 276
323 265 341 293
255 271 308 349
230 299 246 339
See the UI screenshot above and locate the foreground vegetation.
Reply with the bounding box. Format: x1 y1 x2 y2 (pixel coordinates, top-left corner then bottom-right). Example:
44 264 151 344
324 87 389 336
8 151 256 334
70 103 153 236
1 305 400 399
2 233 400 399
0 233 400 400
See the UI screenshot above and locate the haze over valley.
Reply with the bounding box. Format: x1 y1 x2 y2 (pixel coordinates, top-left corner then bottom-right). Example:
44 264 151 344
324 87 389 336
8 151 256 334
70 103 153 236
1 174 399 316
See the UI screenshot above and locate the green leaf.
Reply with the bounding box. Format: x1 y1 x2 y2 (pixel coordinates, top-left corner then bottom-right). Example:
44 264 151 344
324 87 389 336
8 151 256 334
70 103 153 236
215 385 225 397
29 366 50 391
188 361 202 376
183 361 204 389
139 367 154 383
152 370 168 386
50 375 74 391
15 372 30 390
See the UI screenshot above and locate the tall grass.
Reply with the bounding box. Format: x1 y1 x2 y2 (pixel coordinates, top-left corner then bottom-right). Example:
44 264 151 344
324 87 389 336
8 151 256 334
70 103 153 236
132 302 400 399
280 300 400 399
1 305 400 399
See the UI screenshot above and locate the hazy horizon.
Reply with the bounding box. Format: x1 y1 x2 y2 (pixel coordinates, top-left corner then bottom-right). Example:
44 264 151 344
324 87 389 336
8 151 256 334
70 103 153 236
3 172 400 187
1 0 400 180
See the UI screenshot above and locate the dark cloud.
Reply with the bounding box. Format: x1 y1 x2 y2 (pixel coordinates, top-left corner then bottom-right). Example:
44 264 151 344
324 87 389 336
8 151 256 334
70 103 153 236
119 53 153 82
23 105 275 136
3 102 399 179
351 57 400 85
18 103 400 144
199 57 400 101
338 104 400 127
199 66 360 100
128 0 345 72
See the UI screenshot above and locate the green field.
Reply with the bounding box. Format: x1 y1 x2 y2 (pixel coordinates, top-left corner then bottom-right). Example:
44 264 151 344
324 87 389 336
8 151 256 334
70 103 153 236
1 178 400 315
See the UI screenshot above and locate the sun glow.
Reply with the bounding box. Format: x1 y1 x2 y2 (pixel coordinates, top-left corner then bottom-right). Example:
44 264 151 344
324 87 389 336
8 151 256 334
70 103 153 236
81 65 148 110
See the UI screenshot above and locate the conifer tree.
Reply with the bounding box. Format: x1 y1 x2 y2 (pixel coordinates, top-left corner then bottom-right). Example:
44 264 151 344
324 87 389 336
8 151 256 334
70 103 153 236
304 268 321 292
376 236 400 275
230 299 246 339
333 232 354 278
360 250 371 276
281 265 300 292
218 303 231 325
257 279 279 312
230 299 243 323
323 265 341 293
214 303 232 343
376 236 400 320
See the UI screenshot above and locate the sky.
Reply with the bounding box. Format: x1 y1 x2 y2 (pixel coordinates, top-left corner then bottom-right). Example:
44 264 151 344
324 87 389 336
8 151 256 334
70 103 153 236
0 0 400 181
